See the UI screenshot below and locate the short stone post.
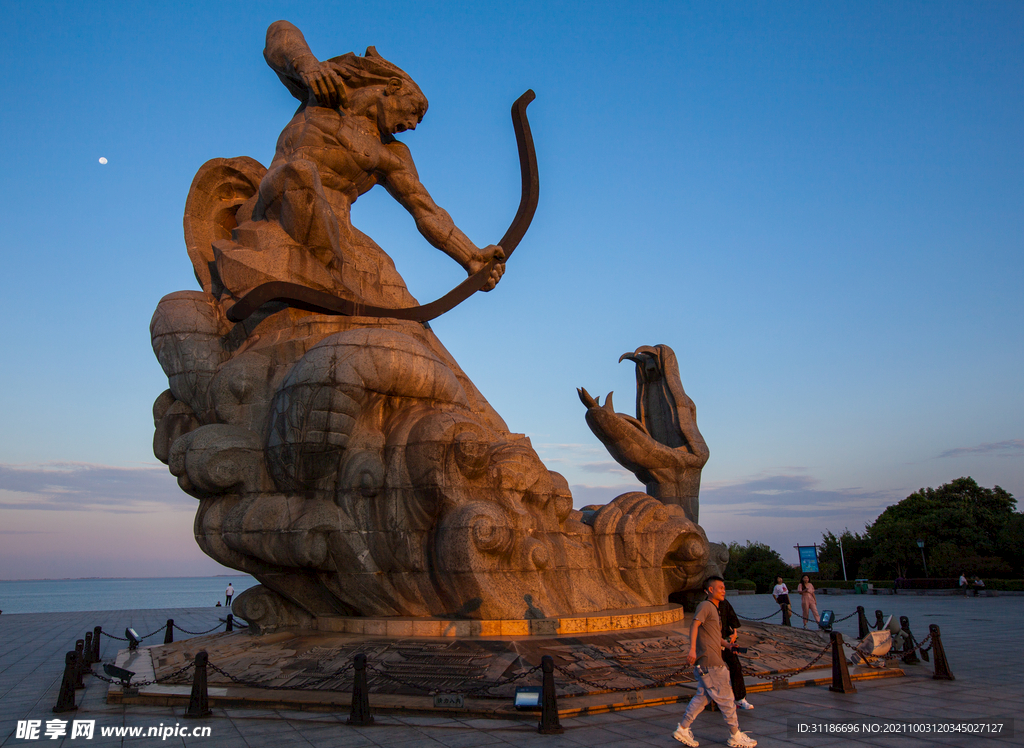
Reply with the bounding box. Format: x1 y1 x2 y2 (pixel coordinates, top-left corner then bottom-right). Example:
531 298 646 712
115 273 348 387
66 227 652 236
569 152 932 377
225 614 234 632
899 616 919 665
92 627 102 662
83 632 95 666
164 619 174 645
874 609 885 630
781 605 792 627
347 653 373 725
52 651 79 713
538 655 563 734
183 651 212 718
929 625 954 681
857 606 870 639
73 640 86 689
828 632 856 694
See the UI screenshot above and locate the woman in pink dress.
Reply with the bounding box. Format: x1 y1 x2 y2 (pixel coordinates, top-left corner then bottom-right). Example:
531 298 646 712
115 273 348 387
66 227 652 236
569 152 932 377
796 575 819 628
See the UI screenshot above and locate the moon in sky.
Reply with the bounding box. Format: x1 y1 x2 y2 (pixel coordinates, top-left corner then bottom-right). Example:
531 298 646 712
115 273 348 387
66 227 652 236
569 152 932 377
98 157 108 164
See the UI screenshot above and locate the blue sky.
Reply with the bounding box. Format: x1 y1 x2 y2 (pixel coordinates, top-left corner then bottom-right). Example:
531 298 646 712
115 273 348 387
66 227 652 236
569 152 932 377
1 1 1021 579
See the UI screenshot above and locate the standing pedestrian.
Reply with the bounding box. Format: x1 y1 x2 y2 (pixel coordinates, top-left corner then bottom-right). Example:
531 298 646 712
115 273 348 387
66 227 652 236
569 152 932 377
672 576 757 747
225 582 235 607
718 596 753 710
772 576 792 625
796 575 819 628
959 573 968 597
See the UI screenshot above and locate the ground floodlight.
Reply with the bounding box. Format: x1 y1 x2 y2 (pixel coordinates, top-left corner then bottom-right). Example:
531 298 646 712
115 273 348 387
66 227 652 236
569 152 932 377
884 615 902 636
103 663 135 687
851 631 892 667
125 628 142 650
818 609 834 632
514 686 542 710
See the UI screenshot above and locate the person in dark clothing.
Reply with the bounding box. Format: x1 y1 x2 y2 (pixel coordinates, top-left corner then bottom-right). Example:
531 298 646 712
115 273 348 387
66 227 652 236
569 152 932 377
718 596 753 709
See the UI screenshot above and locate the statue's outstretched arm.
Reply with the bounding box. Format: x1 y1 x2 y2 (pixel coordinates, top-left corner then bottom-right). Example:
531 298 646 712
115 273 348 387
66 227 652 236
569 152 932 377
264 20 346 109
382 142 505 290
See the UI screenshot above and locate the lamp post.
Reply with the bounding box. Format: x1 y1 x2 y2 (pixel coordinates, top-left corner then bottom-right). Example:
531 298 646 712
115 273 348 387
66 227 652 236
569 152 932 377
916 539 929 577
838 536 848 581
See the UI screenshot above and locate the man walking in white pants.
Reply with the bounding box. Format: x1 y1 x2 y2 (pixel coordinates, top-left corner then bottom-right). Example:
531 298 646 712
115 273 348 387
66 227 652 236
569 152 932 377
673 576 756 748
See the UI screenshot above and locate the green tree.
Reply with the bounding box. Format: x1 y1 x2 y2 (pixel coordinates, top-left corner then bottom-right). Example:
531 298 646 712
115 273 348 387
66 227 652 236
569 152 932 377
817 530 874 580
995 512 1024 576
862 477 1016 578
724 541 792 593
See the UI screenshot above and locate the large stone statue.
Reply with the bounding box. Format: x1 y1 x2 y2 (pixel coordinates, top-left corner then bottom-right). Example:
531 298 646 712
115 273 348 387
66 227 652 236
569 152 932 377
151 21 720 628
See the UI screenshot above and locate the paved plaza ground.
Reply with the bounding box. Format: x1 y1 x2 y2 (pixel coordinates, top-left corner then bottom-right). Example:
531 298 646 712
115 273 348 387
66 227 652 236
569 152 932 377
1 593 1019 747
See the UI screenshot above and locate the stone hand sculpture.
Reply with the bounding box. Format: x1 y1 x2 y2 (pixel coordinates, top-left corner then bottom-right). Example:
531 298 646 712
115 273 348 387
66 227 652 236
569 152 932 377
152 22 713 629
579 345 710 523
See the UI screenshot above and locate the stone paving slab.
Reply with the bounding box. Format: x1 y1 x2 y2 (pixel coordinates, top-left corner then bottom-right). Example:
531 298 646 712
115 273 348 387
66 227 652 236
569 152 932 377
1 594 1021 747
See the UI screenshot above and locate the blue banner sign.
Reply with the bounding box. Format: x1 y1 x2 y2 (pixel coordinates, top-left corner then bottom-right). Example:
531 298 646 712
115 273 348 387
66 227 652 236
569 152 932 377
798 545 819 573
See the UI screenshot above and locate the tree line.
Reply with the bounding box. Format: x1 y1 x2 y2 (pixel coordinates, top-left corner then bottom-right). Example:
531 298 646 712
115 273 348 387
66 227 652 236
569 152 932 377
723 477 1023 592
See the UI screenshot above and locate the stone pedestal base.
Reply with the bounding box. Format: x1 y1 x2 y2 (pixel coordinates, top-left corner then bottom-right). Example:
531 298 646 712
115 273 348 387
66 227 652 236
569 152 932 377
313 604 685 638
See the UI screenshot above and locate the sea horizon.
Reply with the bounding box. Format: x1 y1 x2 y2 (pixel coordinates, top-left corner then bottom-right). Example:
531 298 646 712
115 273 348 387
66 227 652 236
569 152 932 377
0 573 251 582
0 575 260 614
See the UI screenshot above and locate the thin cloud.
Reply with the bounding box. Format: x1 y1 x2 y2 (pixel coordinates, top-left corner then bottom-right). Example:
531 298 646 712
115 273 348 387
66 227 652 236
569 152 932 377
580 461 632 475
938 439 1024 459
569 472 896 521
569 482 642 507
701 474 895 518
0 462 191 513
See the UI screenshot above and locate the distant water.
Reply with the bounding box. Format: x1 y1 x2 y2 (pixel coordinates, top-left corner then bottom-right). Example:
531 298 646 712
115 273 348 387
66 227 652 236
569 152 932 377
0 576 260 614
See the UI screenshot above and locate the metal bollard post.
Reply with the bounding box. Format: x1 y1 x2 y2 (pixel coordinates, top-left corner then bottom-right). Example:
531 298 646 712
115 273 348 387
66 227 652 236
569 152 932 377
781 605 792 627
225 614 234 632
857 606 870 639
538 655 564 734
164 619 174 645
828 632 856 694
73 640 86 689
92 627 102 663
874 610 885 630
83 632 95 666
899 616 919 665
52 651 80 713
347 653 373 725
183 651 212 718
928 625 954 681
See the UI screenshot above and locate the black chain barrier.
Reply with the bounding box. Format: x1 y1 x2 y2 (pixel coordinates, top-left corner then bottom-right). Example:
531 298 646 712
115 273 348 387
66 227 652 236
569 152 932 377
741 607 862 624
205 661 355 691
366 662 543 696
99 621 224 642
173 622 226 636
140 624 169 640
745 640 833 683
195 659 540 697
87 660 196 688
842 632 933 661
551 661 694 694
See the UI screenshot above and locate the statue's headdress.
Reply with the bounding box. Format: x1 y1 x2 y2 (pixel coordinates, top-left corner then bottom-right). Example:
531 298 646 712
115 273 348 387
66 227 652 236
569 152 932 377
328 47 427 109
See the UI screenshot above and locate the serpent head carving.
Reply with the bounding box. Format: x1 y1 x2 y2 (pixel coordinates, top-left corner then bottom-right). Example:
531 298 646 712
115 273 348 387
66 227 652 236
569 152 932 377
579 344 709 523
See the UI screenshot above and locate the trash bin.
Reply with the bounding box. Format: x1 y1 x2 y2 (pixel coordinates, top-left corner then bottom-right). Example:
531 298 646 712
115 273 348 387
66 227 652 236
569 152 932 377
854 579 869 594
